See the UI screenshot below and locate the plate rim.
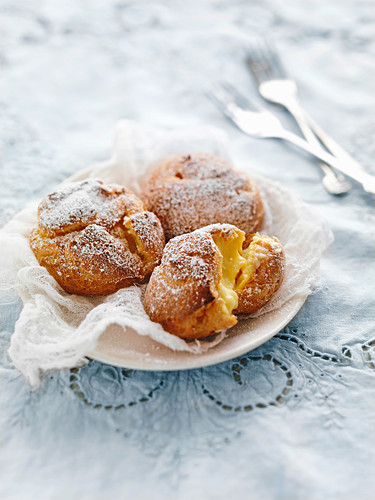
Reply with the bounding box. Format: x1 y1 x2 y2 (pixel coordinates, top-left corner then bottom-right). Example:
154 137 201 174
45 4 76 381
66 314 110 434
89 292 308 371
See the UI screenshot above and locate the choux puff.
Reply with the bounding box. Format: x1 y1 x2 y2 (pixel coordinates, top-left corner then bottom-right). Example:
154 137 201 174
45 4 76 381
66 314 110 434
144 224 285 339
30 179 165 295
141 153 264 240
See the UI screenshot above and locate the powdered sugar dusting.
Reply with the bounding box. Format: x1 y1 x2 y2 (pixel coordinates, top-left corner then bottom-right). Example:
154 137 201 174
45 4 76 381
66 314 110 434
31 179 165 295
127 212 164 254
145 224 286 329
38 178 144 236
142 154 264 240
39 179 107 232
145 229 220 316
161 230 218 281
71 224 142 277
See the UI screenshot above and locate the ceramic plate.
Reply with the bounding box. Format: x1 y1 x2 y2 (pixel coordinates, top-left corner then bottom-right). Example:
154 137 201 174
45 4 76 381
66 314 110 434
90 293 307 370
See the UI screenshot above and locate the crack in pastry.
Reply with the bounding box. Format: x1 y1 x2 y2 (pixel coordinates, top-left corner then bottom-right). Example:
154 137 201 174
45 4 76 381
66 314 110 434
30 179 165 296
141 153 264 240
235 234 285 314
209 225 246 316
207 228 285 316
144 224 285 339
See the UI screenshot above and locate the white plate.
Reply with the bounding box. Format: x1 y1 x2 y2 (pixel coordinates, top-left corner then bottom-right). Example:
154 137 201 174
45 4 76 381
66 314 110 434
90 293 307 370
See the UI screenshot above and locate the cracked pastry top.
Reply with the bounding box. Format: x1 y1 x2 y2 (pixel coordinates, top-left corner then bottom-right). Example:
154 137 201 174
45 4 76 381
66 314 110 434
144 223 284 339
29 179 165 295
141 153 264 240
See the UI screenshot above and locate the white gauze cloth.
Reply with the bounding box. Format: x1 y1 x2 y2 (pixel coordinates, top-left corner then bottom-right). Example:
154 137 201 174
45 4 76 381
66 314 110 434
0 121 333 387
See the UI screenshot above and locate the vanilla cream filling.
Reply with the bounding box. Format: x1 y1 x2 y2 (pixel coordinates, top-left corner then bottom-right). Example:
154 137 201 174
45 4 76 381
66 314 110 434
235 234 272 292
212 231 272 315
213 231 246 313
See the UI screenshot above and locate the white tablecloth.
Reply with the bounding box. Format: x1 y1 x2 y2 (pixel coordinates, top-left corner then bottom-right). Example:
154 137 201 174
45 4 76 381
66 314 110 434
1 1 374 499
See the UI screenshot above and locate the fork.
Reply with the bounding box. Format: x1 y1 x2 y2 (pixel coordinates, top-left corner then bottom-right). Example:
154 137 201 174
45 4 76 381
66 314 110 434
246 40 352 195
209 83 375 194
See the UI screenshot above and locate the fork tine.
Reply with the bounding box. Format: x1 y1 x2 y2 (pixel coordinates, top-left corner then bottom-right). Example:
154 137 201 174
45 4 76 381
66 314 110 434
207 86 246 132
210 82 233 105
247 40 273 82
208 81 284 137
256 39 281 81
208 86 237 120
217 81 262 112
246 39 285 83
246 48 270 85
209 83 238 115
263 39 286 78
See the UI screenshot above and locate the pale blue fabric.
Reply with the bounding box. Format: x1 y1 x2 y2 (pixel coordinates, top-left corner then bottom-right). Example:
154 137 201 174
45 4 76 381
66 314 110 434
1 1 374 499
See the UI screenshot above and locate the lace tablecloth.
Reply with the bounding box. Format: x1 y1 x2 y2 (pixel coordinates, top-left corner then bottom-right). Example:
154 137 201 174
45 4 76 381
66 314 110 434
1 1 374 499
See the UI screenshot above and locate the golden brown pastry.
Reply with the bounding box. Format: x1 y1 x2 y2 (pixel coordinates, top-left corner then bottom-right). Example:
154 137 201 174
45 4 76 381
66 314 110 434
144 224 284 339
234 233 285 315
30 179 165 295
141 153 264 240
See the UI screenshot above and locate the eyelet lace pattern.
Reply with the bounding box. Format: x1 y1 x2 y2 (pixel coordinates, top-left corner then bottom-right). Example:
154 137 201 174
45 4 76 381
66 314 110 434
67 327 373 431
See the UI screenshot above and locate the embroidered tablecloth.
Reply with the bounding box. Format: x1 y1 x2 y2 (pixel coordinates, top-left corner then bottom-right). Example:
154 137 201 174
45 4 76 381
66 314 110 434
1 1 374 499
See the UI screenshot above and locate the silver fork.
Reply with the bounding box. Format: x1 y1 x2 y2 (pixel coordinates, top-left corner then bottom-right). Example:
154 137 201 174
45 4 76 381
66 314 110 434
209 83 375 194
247 41 352 195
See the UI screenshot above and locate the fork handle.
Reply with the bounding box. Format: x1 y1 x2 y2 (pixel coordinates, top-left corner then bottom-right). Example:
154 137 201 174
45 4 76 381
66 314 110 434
286 100 361 167
304 111 362 167
279 130 375 194
284 100 351 186
284 100 322 146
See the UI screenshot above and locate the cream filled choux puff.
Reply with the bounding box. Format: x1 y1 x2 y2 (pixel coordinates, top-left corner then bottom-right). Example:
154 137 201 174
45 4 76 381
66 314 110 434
141 153 264 240
30 179 165 295
144 224 284 339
